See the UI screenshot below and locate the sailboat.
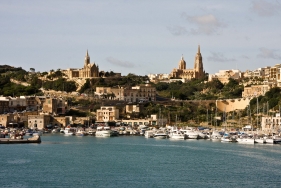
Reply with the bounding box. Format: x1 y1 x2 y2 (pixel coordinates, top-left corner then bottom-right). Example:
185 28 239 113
254 97 266 144
211 107 222 141
221 110 236 142
237 105 255 144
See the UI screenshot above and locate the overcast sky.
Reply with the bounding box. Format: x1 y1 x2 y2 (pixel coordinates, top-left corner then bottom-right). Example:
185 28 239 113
1 0 281 76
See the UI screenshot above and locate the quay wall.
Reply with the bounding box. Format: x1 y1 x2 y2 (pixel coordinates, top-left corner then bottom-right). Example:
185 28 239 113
216 98 251 112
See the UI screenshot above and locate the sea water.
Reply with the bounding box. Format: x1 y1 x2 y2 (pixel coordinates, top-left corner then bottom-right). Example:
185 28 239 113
1 134 281 188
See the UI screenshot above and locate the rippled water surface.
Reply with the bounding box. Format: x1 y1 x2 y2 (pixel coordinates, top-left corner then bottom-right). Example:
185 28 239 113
1 134 281 187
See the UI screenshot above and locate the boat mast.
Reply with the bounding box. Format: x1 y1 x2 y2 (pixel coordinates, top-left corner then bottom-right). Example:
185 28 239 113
256 97 258 131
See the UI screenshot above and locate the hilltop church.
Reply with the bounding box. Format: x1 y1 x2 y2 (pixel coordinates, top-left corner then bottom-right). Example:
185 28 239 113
63 50 99 79
170 45 205 80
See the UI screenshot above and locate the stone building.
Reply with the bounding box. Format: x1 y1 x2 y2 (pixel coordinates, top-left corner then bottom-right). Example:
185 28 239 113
26 96 41 111
53 116 70 127
261 113 281 134
28 114 51 129
63 50 99 78
0 114 14 127
42 98 58 115
42 97 67 115
208 69 242 84
96 106 119 122
95 84 156 103
242 85 270 98
170 45 205 80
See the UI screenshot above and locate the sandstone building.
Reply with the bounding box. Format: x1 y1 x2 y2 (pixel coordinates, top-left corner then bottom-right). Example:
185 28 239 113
95 84 156 102
170 45 205 80
96 106 119 122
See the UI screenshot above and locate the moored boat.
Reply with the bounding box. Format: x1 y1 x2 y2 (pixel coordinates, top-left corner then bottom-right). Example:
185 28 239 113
153 130 168 139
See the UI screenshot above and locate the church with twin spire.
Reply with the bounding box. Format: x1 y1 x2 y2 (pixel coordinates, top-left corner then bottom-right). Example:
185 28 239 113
169 45 205 80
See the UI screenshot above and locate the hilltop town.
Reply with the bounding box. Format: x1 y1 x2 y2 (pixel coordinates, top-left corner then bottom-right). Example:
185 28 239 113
0 46 281 134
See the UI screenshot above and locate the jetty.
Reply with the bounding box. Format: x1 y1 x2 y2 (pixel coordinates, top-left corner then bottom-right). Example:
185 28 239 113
0 135 41 144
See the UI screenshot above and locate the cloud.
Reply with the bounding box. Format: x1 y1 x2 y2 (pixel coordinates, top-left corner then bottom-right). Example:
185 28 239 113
241 55 250 59
257 47 281 59
106 57 135 68
251 0 281 17
207 52 236 62
181 13 226 35
167 26 187 36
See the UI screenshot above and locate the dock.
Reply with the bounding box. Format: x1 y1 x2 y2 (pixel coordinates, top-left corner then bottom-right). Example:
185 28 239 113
0 135 41 144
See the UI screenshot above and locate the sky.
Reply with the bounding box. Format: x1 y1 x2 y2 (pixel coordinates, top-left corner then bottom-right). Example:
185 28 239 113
0 0 281 76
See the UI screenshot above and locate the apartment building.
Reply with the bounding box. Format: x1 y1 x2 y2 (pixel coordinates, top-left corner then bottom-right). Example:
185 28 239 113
261 113 281 134
96 106 119 122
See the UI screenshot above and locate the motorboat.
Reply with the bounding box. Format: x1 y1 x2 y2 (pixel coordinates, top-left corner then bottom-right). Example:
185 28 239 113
273 136 281 144
254 136 266 144
87 129 95 136
264 135 281 144
236 136 255 144
196 131 207 139
95 126 113 137
144 130 154 138
221 133 236 142
64 127 74 136
153 130 168 139
182 128 198 139
169 130 185 140
210 131 222 141
76 129 87 136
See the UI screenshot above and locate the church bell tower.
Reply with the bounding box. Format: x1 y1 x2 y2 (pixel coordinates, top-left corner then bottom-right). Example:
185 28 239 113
84 50 90 67
194 45 204 79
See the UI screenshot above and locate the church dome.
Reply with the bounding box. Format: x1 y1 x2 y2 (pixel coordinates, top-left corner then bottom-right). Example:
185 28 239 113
178 55 186 70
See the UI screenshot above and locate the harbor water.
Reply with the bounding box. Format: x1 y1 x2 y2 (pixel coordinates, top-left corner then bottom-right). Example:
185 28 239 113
1 134 281 187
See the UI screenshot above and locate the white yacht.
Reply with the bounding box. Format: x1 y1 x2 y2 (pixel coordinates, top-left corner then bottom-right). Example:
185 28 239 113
169 130 185 140
221 133 234 142
254 136 266 144
237 136 255 144
64 127 74 136
210 131 222 141
144 130 154 138
76 129 87 136
182 128 198 139
153 130 168 139
95 126 113 137
196 131 207 139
